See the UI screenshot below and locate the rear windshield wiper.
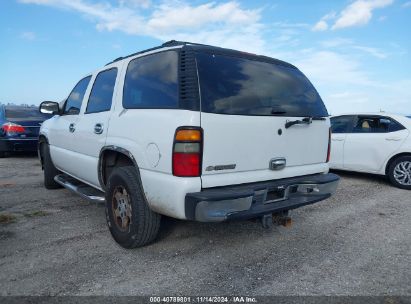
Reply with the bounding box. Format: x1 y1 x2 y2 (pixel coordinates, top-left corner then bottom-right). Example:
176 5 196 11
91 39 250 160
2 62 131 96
285 116 326 129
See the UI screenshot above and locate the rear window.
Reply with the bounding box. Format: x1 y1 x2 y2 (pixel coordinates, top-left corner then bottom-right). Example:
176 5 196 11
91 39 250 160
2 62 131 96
196 52 328 117
5 107 51 121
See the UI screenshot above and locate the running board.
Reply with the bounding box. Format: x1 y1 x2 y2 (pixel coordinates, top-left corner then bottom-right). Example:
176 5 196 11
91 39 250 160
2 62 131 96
54 174 105 204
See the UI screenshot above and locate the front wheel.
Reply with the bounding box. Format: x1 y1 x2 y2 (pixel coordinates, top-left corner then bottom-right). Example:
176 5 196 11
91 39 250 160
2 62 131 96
105 166 161 248
388 156 411 190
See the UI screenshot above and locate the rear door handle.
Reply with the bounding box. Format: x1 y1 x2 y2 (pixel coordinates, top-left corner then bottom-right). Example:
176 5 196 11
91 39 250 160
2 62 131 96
94 123 104 134
385 137 401 141
69 123 75 133
332 138 345 141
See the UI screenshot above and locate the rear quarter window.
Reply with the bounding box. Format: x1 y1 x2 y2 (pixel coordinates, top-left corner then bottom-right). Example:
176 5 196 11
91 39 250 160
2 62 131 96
123 51 178 109
195 52 328 117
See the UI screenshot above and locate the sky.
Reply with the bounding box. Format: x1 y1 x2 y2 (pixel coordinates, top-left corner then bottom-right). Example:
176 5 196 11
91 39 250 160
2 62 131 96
0 0 410 115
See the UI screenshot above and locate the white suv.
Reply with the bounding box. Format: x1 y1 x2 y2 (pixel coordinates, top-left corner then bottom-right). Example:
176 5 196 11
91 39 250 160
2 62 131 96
38 41 339 248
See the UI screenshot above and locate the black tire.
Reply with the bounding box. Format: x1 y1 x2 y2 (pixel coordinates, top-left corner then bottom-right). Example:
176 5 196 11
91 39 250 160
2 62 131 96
388 156 411 190
105 166 161 248
40 143 61 189
0 151 7 158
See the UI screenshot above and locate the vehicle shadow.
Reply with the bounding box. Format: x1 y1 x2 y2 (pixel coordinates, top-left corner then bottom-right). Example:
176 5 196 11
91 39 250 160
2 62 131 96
155 213 273 244
1 151 38 158
330 169 391 185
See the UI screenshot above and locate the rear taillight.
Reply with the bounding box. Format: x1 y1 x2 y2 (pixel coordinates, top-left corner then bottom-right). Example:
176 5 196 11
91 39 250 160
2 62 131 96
172 127 202 177
326 128 331 163
2 122 25 134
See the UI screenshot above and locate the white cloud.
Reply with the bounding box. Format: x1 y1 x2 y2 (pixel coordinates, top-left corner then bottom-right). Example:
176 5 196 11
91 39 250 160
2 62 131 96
294 50 374 87
147 2 259 31
119 0 151 9
289 48 410 114
312 11 336 31
271 21 310 29
332 0 394 30
324 78 411 115
20 31 36 40
320 38 388 59
18 0 265 53
312 20 328 31
320 37 353 48
352 46 387 58
312 0 393 31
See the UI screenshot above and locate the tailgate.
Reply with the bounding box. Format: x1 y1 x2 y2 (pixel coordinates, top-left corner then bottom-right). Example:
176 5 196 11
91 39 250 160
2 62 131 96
201 113 330 187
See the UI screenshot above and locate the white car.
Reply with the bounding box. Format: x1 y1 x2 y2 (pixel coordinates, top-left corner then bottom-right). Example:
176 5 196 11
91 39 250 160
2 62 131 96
38 40 339 248
330 113 411 189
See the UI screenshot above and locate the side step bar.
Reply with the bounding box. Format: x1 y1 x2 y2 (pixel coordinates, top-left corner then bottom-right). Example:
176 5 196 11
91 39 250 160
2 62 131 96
54 174 105 204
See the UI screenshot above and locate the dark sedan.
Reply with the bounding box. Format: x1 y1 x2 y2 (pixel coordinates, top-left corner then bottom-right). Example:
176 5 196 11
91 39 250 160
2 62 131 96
0 105 52 157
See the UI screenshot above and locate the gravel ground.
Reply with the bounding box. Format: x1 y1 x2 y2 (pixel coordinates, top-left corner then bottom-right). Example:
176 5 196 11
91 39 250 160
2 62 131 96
0 155 410 296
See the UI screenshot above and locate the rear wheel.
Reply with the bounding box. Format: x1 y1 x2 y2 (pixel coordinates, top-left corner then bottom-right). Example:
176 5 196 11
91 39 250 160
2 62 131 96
388 156 411 190
105 166 161 248
40 143 61 189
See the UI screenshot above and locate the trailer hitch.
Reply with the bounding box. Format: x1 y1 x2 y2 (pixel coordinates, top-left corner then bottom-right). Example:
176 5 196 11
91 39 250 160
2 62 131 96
261 214 273 229
261 211 292 229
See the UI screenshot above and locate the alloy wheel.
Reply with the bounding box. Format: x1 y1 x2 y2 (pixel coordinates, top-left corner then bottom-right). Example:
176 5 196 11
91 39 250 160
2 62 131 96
393 161 411 186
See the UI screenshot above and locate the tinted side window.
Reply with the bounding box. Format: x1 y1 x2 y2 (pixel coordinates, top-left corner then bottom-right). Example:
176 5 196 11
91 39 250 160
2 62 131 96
331 116 353 133
86 68 117 114
353 116 404 133
386 119 405 132
64 76 91 115
196 52 328 117
353 117 380 133
123 51 178 109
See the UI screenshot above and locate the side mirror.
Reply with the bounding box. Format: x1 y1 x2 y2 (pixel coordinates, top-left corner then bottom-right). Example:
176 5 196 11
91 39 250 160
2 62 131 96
39 101 60 115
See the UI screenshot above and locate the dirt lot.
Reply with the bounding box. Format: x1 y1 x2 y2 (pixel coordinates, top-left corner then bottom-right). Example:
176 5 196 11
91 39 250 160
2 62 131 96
0 155 410 296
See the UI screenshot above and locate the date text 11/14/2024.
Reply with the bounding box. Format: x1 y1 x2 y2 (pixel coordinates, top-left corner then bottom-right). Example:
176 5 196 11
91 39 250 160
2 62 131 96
149 296 257 303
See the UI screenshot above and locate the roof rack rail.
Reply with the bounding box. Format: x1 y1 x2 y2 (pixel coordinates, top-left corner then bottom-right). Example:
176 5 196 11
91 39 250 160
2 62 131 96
105 40 185 66
105 40 223 66
161 40 216 48
104 40 295 69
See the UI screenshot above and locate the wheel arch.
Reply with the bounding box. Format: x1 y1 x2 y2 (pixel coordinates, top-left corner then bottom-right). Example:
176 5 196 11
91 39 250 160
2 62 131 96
98 146 140 190
385 152 411 175
38 135 49 169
